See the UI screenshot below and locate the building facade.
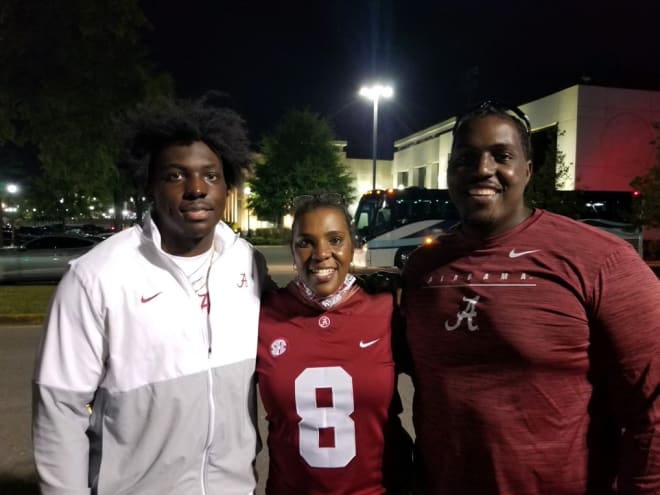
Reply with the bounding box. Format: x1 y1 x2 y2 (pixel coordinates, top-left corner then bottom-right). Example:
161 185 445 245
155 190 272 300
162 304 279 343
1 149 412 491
230 85 660 232
391 85 660 193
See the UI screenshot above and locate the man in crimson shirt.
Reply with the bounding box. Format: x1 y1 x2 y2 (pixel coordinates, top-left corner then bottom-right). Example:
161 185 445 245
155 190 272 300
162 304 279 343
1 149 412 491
401 101 660 495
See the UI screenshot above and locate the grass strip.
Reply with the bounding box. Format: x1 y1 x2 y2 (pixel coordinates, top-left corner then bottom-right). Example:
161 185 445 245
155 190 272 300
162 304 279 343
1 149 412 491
0 286 56 318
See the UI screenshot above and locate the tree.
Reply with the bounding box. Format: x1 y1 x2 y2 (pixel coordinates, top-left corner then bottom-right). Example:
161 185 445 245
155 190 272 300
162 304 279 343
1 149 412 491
0 0 173 224
630 122 660 227
249 109 355 225
525 127 575 216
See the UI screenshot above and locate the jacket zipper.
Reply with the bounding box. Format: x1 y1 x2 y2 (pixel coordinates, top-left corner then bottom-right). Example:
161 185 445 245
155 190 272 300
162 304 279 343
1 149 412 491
200 277 215 495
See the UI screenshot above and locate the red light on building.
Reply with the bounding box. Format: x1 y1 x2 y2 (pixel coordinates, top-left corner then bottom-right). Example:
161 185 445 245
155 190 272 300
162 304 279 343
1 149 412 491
632 190 641 197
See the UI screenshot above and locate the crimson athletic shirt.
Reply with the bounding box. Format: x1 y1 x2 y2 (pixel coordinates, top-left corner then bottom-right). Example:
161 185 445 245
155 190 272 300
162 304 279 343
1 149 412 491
402 209 660 495
257 286 411 495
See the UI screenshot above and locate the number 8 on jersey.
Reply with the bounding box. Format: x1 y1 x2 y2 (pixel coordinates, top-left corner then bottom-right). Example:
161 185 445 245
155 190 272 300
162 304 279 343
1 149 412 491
294 366 356 468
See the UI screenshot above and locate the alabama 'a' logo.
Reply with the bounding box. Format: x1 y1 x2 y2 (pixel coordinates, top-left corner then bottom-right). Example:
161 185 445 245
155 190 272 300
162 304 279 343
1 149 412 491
199 293 210 312
445 295 480 331
237 273 248 288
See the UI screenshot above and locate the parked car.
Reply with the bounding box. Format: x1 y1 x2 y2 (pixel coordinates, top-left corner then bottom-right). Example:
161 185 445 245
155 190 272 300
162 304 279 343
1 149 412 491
66 223 115 237
0 235 98 283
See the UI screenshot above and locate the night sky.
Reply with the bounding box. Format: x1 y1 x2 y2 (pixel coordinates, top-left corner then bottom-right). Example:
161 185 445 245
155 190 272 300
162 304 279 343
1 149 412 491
140 0 660 159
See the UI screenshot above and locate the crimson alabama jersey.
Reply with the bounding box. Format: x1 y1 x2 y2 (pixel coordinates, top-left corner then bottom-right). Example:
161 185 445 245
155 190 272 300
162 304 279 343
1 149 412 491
257 286 400 495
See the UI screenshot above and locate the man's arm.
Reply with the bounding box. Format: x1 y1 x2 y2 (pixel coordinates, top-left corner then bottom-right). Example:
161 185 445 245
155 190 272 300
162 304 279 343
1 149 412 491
593 248 660 494
33 268 105 495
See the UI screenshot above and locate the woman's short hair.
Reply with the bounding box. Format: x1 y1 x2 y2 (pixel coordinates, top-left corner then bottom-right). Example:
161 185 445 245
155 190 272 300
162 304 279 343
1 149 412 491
291 193 353 238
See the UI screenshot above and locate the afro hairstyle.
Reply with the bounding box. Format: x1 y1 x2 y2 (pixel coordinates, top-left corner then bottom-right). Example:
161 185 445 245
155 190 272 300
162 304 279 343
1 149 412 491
119 91 252 191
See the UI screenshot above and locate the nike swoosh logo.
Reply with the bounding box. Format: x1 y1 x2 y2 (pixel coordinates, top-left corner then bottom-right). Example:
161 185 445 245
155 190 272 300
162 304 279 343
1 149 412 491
141 292 162 303
359 338 380 348
508 249 540 258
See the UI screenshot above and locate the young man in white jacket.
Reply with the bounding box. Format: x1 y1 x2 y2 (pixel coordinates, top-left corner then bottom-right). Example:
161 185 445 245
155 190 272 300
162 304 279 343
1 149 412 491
33 94 265 495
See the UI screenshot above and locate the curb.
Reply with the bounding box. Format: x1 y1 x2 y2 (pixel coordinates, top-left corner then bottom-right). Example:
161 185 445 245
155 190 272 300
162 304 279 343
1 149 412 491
0 314 44 325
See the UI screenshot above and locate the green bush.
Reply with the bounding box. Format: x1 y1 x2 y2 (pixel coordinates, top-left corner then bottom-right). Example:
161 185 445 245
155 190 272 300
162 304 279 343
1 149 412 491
245 227 291 246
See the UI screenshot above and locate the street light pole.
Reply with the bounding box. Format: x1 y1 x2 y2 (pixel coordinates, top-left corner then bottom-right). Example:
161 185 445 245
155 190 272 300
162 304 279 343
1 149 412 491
371 96 379 191
359 83 393 190
4 183 19 246
0 190 4 246
243 186 252 235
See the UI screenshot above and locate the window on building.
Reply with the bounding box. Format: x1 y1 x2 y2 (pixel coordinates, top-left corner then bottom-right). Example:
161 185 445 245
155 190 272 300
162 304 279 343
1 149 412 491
414 167 426 187
397 171 409 188
430 163 439 188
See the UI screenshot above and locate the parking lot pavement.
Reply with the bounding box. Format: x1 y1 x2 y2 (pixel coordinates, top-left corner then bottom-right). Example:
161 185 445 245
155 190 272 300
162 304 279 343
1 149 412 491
0 325 41 494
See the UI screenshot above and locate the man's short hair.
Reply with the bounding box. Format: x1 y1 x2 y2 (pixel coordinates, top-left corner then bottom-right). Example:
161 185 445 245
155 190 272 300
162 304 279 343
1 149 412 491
452 100 532 159
119 91 252 190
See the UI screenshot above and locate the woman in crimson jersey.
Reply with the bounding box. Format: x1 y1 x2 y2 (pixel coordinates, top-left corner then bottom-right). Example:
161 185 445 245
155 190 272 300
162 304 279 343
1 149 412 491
257 193 412 495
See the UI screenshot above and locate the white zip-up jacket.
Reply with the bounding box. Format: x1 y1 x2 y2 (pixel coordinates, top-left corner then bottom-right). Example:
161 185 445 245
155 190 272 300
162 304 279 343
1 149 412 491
33 216 263 495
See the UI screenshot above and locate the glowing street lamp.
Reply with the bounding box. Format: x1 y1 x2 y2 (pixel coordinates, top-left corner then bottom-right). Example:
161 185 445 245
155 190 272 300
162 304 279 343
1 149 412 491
359 83 393 190
3 183 20 246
